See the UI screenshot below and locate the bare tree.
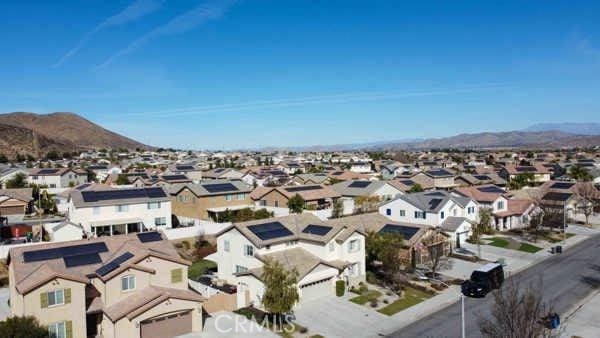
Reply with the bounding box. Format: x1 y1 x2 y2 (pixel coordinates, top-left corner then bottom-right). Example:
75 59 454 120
527 186 564 232
471 208 492 258
478 277 560 338
422 233 449 278
573 182 600 225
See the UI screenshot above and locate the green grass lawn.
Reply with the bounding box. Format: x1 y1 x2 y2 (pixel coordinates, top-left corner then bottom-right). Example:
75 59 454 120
377 287 432 316
188 259 217 280
486 237 510 248
518 242 543 253
349 290 382 305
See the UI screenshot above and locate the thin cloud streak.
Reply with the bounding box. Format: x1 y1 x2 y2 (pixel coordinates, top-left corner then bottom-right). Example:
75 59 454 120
53 0 164 68
125 83 507 118
96 0 238 69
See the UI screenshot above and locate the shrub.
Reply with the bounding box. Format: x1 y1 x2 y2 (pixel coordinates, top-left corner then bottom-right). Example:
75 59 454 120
370 299 378 308
383 299 389 304
366 271 378 284
336 280 345 297
359 285 368 294
182 240 191 250
298 326 308 334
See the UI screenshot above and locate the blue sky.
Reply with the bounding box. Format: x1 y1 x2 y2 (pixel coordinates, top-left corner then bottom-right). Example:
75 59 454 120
1 0 599 150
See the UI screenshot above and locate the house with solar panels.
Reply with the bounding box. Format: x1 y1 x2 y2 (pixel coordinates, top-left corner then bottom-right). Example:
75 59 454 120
378 190 478 246
207 213 366 306
67 187 172 237
202 168 244 180
28 167 88 190
499 163 551 185
455 173 507 187
250 184 341 210
7 231 205 338
410 168 457 189
169 180 253 222
167 163 203 182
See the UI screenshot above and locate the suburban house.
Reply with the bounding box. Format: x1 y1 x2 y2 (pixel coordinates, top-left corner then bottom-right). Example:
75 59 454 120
28 168 88 189
455 173 507 187
499 164 551 184
380 164 416 180
453 185 534 231
276 162 304 175
537 180 600 222
208 213 366 306
327 170 371 182
391 178 434 191
0 166 29 188
202 168 244 180
67 187 172 237
0 188 33 222
250 184 341 210
168 164 203 182
241 168 290 187
410 169 456 189
169 180 253 222
349 162 372 173
331 180 403 201
378 190 478 246
8 232 204 338
292 173 331 186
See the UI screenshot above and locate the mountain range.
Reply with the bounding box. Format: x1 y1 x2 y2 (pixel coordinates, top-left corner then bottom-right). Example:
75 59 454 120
0 112 148 158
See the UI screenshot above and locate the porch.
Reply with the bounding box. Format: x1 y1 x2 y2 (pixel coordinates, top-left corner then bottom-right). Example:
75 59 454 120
89 217 143 237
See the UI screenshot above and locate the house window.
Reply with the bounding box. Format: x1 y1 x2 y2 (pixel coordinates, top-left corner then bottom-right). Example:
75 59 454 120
147 202 161 209
349 262 361 276
237 193 245 200
93 206 100 215
155 217 167 227
454 208 458 216
223 240 230 252
399 210 406 217
235 265 248 273
329 242 334 252
48 321 66 338
348 239 360 253
441 211 445 219
115 205 129 212
49 184 57 188
121 275 135 291
274 201 279 207
225 194 233 201
47 289 64 307
497 201 504 209
386 208 391 216
32 175 38 180
244 245 254 257
415 211 426 219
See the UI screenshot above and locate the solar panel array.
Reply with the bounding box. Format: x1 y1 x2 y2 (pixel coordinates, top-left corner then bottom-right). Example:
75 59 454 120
23 242 108 263
176 165 195 170
95 252 135 276
379 224 420 240
302 224 333 236
75 183 92 190
285 185 322 193
427 169 452 176
81 187 166 202
473 175 491 181
64 253 102 267
203 183 239 193
477 186 505 193
161 175 189 180
428 198 443 210
248 222 294 240
550 182 575 189
399 180 415 186
543 192 572 202
137 231 162 243
38 168 60 175
348 181 371 188
425 191 445 197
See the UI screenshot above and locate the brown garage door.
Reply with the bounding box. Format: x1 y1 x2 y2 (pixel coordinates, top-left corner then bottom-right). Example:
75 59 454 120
0 205 24 215
140 310 192 338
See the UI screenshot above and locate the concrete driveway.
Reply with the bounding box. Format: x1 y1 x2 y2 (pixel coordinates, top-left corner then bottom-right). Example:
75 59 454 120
179 311 278 338
440 257 482 280
0 288 10 320
293 295 389 338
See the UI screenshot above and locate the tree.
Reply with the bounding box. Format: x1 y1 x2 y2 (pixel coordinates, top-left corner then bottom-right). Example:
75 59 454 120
5 173 27 189
0 153 8 163
478 277 559 338
471 208 493 258
422 233 448 278
115 174 129 185
261 258 299 329
508 173 534 190
573 182 600 225
331 199 344 218
0 316 48 338
365 231 404 284
287 194 305 214
45 150 60 161
407 183 424 193
568 165 592 182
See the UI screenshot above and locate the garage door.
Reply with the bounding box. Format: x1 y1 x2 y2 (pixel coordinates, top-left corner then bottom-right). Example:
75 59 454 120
300 278 332 302
0 205 24 215
140 310 192 338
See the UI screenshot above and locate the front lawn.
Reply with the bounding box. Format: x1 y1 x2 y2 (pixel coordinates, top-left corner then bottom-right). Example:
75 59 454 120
349 290 382 305
188 259 217 280
486 237 510 248
518 242 543 253
377 286 432 316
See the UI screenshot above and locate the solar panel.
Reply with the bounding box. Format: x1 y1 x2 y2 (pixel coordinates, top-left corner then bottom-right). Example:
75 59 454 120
176 165 195 170
428 198 443 210
473 175 491 181
379 224 420 240
75 183 92 190
477 186 505 193
23 242 108 263
214 168 225 173
63 253 102 267
285 185 322 193
399 180 415 186
302 224 333 236
145 187 167 198
38 169 60 175
550 182 575 189
543 192 572 202
137 231 162 243
248 222 294 241
81 188 165 202
425 192 445 196
348 181 371 188
427 169 452 176
95 252 135 276
161 175 188 180
203 183 238 193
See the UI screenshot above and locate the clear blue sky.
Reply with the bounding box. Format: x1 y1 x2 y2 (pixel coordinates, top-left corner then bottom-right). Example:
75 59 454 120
1 0 599 150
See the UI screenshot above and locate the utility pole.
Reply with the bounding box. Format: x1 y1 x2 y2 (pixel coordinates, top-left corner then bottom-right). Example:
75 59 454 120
461 294 465 338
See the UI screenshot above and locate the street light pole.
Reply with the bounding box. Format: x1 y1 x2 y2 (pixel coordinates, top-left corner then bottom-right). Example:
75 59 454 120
461 294 465 338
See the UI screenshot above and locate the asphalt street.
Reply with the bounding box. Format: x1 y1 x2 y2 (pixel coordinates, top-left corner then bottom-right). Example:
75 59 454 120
388 233 600 338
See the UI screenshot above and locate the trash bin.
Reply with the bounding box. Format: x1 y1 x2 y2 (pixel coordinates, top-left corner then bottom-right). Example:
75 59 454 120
556 245 562 254
550 247 556 254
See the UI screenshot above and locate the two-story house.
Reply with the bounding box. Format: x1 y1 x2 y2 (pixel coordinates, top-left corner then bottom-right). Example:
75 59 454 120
208 213 366 306
169 180 253 222
67 187 172 237
8 232 204 338
378 190 478 246
28 168 88 190
250 184 341 210
500 164 551 185
411 169 456 189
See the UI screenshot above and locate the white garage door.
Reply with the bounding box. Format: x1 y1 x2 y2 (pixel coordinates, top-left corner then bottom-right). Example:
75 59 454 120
300 278 332 302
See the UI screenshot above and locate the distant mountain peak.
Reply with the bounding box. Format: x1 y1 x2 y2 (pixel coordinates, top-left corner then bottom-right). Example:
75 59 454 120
524 122 600 135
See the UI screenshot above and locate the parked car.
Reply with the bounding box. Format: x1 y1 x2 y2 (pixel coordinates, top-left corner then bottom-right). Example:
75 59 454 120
461 263 504 298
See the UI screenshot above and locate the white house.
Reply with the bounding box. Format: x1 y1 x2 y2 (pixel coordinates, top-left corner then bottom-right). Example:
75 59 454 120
43 221 84 242
208 213 366 307
67 186 172 237
28 168 88 189
349 162 372 173
378 190 478 246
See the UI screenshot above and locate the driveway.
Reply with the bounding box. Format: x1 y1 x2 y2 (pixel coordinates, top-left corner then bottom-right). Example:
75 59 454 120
439 257 482 280
461 241 540 273
293 296 389 338
0 288 10 320
179 311 278 338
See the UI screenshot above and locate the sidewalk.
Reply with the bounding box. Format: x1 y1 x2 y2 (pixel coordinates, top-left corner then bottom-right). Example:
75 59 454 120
560 291 600 338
